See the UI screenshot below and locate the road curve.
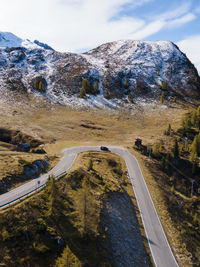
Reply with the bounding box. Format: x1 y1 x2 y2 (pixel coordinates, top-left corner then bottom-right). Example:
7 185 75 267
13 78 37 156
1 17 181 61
0 146 178 267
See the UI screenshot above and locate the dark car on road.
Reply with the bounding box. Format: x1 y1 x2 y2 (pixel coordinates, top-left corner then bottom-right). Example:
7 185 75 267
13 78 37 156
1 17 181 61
100 146 109 151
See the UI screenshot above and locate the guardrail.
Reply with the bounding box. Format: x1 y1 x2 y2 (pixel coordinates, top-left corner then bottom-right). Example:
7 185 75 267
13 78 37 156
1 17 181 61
0 183 46 208
0 171 67 209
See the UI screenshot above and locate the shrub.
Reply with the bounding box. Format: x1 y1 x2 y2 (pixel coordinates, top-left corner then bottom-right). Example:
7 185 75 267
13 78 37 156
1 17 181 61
2 228 10 241
34 243 50 254
18 158 32 167
107 158 117 167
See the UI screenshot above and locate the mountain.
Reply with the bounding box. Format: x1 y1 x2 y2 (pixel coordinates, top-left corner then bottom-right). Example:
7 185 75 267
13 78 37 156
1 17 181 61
0 32 199 108
0 32 53 50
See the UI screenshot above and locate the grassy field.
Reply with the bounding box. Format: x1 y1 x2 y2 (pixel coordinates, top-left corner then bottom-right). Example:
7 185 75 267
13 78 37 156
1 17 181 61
0 99 188 150
0 98 198 266
0 99 187 184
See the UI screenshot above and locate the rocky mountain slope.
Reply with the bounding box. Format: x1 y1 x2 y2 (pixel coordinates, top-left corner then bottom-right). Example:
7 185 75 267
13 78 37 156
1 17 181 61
0 32 199 108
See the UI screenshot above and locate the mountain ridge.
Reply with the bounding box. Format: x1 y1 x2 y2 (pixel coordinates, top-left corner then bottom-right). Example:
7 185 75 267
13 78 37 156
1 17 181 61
0 32 53 50
0 32 199 108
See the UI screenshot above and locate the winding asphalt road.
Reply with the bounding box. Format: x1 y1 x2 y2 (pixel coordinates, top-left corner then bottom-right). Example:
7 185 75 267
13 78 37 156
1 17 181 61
0 146 178 267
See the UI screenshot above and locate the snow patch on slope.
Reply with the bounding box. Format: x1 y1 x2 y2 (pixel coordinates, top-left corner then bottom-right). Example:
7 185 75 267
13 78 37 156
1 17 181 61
0 32 53 50
0 36 199 109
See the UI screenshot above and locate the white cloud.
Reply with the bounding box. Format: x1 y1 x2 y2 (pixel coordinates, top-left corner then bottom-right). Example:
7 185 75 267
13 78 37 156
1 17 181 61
131 20 165 40
0 0 146 51
166 13 196 29
0 0 198 54
127 0 154 9
156 1 191 20
177 35 200 72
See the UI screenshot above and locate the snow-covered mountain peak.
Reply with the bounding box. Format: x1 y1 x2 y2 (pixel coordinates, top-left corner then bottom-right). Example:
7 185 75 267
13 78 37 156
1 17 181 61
0 36 199 109
0 32 22 47
85 39 182 63
0 32 53 50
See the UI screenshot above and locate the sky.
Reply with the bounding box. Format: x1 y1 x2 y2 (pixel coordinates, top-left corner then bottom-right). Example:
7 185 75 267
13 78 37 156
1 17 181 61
0 0 200 71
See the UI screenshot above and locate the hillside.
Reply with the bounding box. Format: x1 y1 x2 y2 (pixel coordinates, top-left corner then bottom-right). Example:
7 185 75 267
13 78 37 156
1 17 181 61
0 151 150 266
0 31 200 267
132 105 200 265
0 32 199 108
0 87 199 265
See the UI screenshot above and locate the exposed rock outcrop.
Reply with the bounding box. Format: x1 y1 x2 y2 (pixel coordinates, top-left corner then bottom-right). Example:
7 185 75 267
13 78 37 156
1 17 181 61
0 33 199 107
0 159 49 194
0 128 42 148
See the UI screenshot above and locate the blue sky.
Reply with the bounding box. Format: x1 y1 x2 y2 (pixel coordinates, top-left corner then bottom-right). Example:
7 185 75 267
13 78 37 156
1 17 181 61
117 0 200 42
1 0 200 70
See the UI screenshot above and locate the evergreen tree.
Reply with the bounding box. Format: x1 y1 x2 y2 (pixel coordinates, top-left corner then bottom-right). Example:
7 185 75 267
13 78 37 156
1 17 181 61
124 78 128 89
161 81 167 91
161 156 166 170
165 153 170 171
160 93 164 104
81 176 89 234
191 111 197 126
181 117 191 135
193 213 198 224
189 134 200 175
173 139 179 159
192 161 197 175
166 124 171 135
196 106 200 129
159 144 163 153
196 106 200 117
55 245 81 267
93 80 99 95
171 185 175 194
79 87 86 98
46 175 65 217
46 175 58 216
152 143 160 158
189 134 200 162
185 139 189 152
88 159 93 171
82 79 90 93
34 80 38 90
38 81 45 92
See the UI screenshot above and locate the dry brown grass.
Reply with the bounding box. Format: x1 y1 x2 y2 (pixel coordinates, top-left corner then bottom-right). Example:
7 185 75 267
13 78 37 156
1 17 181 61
128 148 194 266
0 150 151 266
0 151 45 180
0 99 196 265
0 100 190 154
63 150 152 265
